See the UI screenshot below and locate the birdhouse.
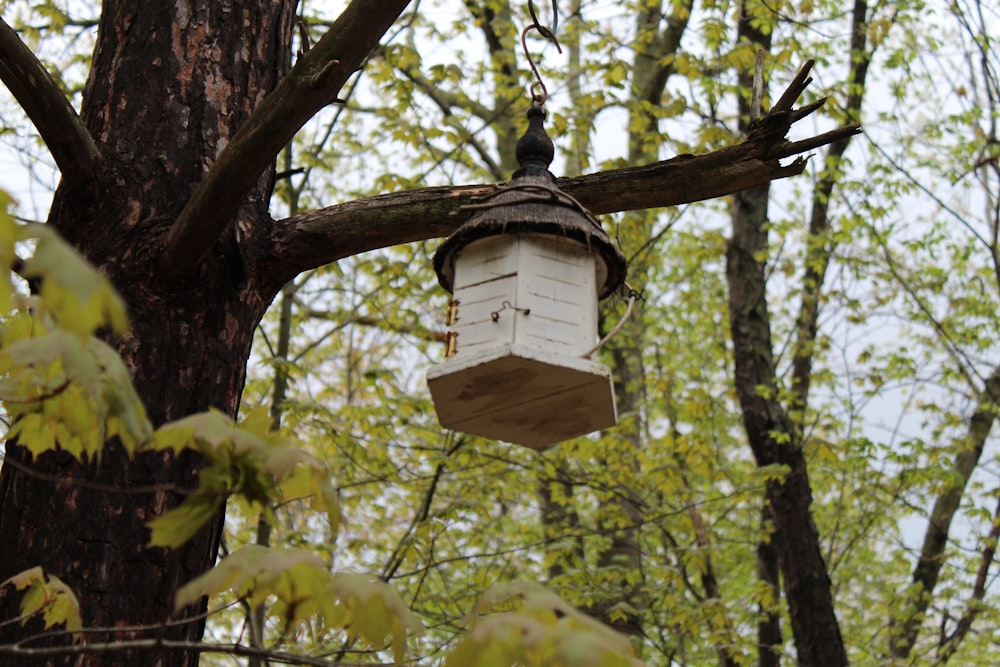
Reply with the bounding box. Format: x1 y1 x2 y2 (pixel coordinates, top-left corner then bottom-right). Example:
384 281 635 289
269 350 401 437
426 105 627 448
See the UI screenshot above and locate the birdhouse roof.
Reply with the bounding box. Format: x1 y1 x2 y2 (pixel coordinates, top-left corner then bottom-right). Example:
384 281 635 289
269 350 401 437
434 172 627 298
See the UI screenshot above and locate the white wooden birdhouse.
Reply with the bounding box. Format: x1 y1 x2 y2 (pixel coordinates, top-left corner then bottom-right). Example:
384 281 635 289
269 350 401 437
426 105 627 448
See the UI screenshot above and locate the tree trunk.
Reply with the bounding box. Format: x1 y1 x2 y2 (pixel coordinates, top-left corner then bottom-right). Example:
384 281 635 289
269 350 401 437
723 4 851 664
0 1 296 664
727 180 849 667
756 503 783 667
731 8 785 665
576 0 694 641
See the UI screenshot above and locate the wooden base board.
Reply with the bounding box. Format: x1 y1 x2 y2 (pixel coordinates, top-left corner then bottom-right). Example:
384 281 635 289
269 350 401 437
426 344 618 448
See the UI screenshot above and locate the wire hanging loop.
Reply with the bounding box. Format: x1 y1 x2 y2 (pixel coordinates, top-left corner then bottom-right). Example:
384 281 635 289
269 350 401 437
521 0 562 107
581 284 642 358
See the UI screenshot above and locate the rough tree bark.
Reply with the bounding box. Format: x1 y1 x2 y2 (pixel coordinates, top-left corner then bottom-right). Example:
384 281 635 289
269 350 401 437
728 2 872 663
0 1 857 665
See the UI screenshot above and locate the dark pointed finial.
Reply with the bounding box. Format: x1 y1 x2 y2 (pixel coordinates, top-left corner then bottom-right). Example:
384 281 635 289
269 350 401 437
514 105 554 177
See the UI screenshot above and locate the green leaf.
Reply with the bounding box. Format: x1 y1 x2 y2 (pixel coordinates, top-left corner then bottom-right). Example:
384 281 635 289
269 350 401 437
447 583 641 667
281 463 341 536
20 224 128 336
0 330 152 461
176 547 422 661
146 409 338 547
5 566 82 638
329 572 424 662
146 495 222 549
174 544 327 611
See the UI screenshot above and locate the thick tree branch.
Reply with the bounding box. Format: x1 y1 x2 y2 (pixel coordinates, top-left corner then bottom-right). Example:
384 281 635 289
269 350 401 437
270 117 859 282
160 0 413 276
0 16 102 189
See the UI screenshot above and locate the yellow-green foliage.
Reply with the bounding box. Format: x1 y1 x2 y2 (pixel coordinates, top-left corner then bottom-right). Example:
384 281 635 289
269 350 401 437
447 582 642 667
2 566 81 639
176 546 423 663
0 327 152 460
0 188 627 666
0 192 146 463
146 408 340 548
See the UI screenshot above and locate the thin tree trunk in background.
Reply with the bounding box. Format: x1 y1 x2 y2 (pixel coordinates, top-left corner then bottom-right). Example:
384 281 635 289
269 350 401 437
889 368 1000 658
579 0 694 641
884 3 1000 659
537 472 585 581
790 0 871 413
248 141 305 666
726 20 849 662
536 0 586 589
727 175 849 666
733 7 784 665
756 503 783 667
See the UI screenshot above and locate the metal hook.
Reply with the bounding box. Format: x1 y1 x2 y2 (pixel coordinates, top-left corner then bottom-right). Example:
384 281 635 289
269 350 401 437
521 0 562 107
528 0 559 38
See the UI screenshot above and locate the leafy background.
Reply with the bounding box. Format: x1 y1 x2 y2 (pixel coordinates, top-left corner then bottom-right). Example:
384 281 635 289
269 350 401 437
1 0 999 665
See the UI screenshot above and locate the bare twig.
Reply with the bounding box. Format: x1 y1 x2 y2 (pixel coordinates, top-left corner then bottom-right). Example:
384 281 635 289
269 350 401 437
307 309 444 343
379 433 466 582
771 59 814 113
751 50 766 121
